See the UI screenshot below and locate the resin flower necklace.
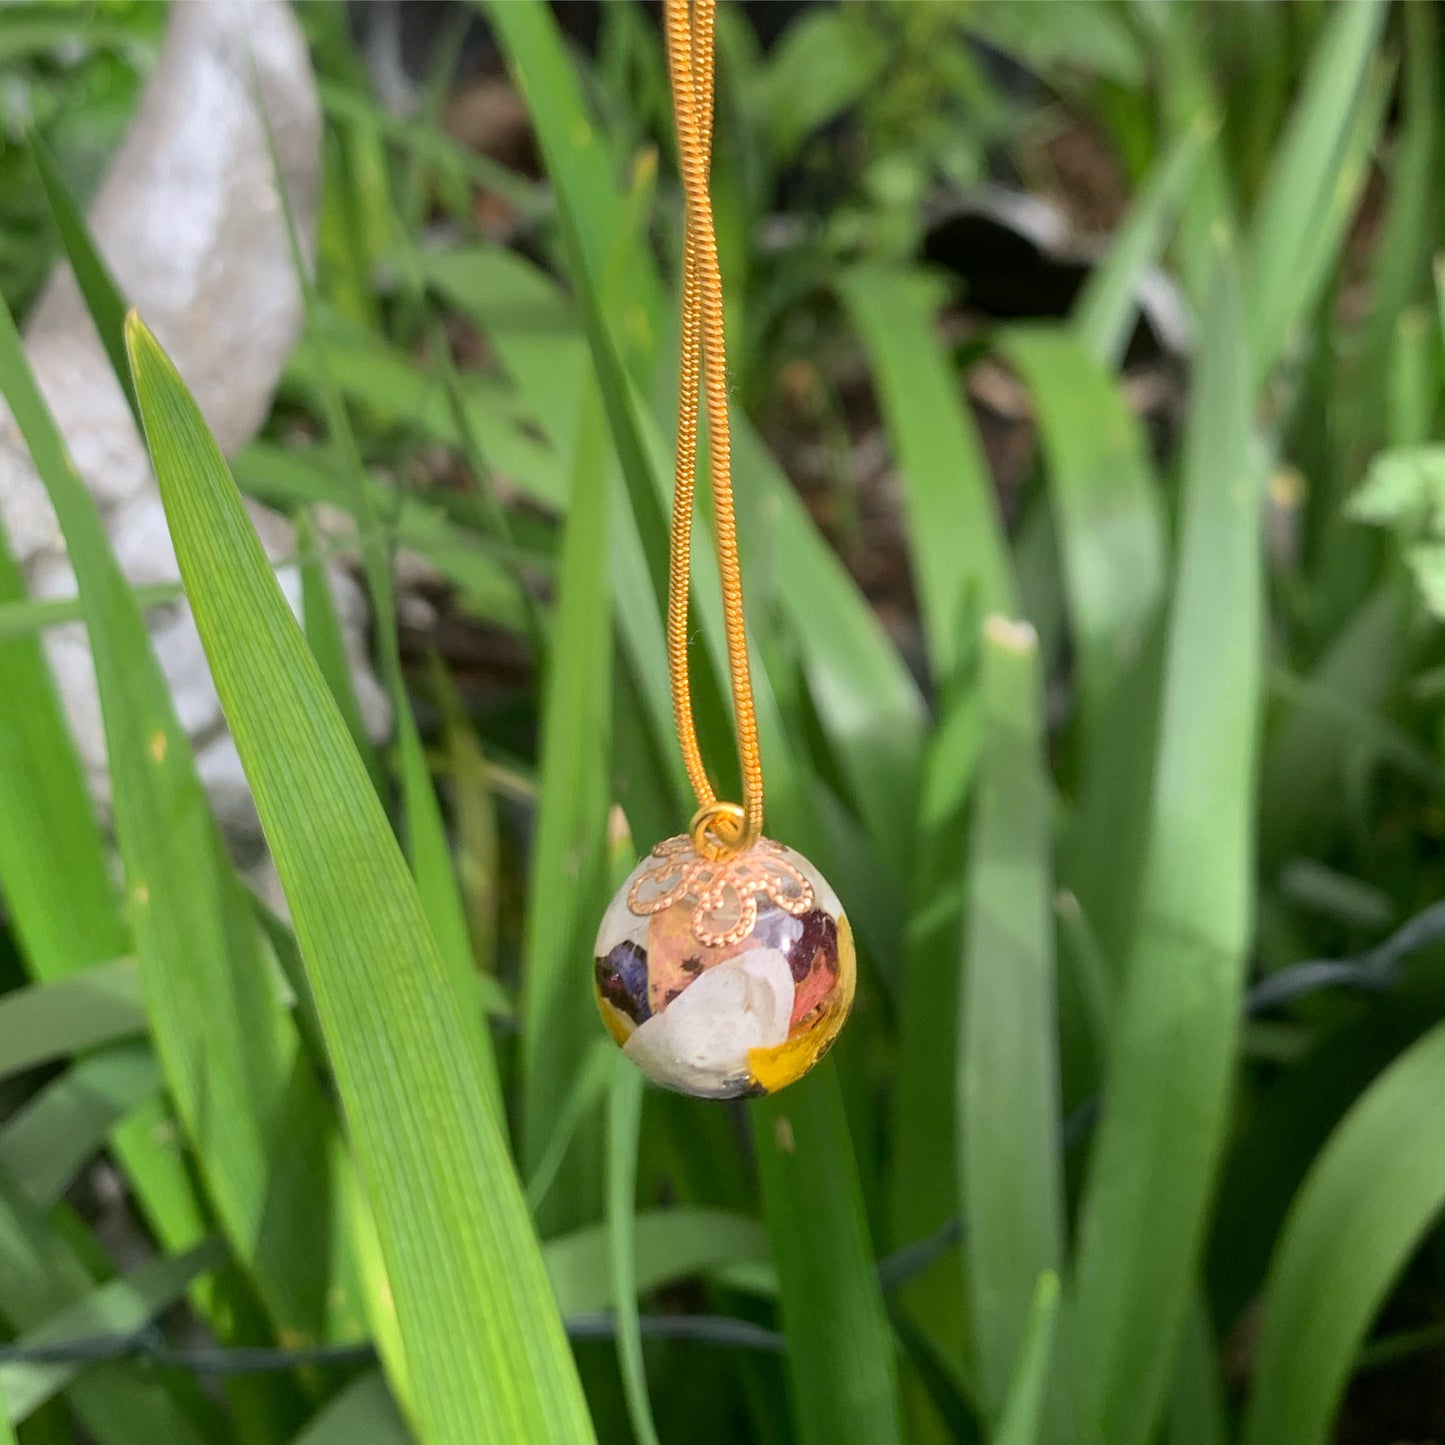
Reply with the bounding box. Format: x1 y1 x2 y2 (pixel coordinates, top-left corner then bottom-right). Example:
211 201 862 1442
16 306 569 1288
592 0 855 1099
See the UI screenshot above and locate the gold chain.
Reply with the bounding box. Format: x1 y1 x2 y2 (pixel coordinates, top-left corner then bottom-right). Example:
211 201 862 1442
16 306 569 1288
664 0 763 861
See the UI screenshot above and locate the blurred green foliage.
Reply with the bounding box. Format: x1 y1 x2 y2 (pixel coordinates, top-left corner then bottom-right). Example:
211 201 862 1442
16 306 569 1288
0 1 1441 1443
0 2 161 314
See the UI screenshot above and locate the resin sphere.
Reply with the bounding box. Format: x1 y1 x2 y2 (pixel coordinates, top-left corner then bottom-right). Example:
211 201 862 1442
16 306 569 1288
593 835 855 1099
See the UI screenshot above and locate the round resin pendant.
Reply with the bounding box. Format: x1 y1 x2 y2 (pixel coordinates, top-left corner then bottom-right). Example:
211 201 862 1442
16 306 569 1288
593 835 855 1099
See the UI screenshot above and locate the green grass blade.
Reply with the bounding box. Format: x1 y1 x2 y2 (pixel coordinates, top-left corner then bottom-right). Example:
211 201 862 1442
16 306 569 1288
1243 0 1388 387
1343 1 1437 461
958 618 1064 1422
1070 245 1261 1445
281 322 567 511
1259 586 1406 868
520 384 612 1231
0 1238 224 1425
291 1372 409 1445
1167 1304 1228 1445
732 419 924 871
1282 56 1392 389
997 327 1165 737
0 582 182 641
317 78 544 221
232 443 531 632
1000 327 1167 979
754 1069 905 1445
126 314 593 1444
1070 116 1213 367
606 1058 659 1445
297 510 382 793
0 1185 212 1444
483 0 653 316
993 1273 1062 1445
336 1152 414 1427
1242 1019 1445 1445
0 1045 161 1207
0 960 144 1080
14 152 364 1346
544 1209 773 1315
0 258 345 1348
258 104 500 1092
27 129 139 429
841 267 1013 680
526 1041 614 1216
398 705 498 1101
889 682 982 1437
844 266 1007 1405
1386 302 1439 450
485 7 671 603
0 513 127 990
431 657 506 982
1154 10 1237 310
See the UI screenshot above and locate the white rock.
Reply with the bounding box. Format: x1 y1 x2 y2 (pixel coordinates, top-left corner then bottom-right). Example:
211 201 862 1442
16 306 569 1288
0 0 390 872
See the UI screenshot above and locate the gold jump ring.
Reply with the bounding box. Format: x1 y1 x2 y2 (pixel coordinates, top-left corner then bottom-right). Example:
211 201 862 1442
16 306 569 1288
689 801 751 861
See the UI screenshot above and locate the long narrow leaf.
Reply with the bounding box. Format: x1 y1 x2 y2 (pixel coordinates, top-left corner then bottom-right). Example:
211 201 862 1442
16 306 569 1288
0 581 181 641
0 1238 224 1424
958 617 1064 1421
28 130 139 427
607 1059 659 1445
0 486 127 992
1242 1020 1445 1445
26 146 365 1367
997 327 1165 737
0 1045 161 1207
0 1184 212 1444
1071 117 1213 367
520 381 613 1229
292 1372 409 1445
1154 9 1237 310
259 103 499 1096
993 1273 1062 1445
1243 0 1387 387
292 1372 408 1445
0 960 144 1080
126 314 593 1444
1343 1 1438 462
844 266 1011 1402
753 1071 905 1445
1070 246 1261 1445
298 510 382 792
841 267 1013 679
545 1209 773 1315
1001 327 1168 979
0 291 346 1349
